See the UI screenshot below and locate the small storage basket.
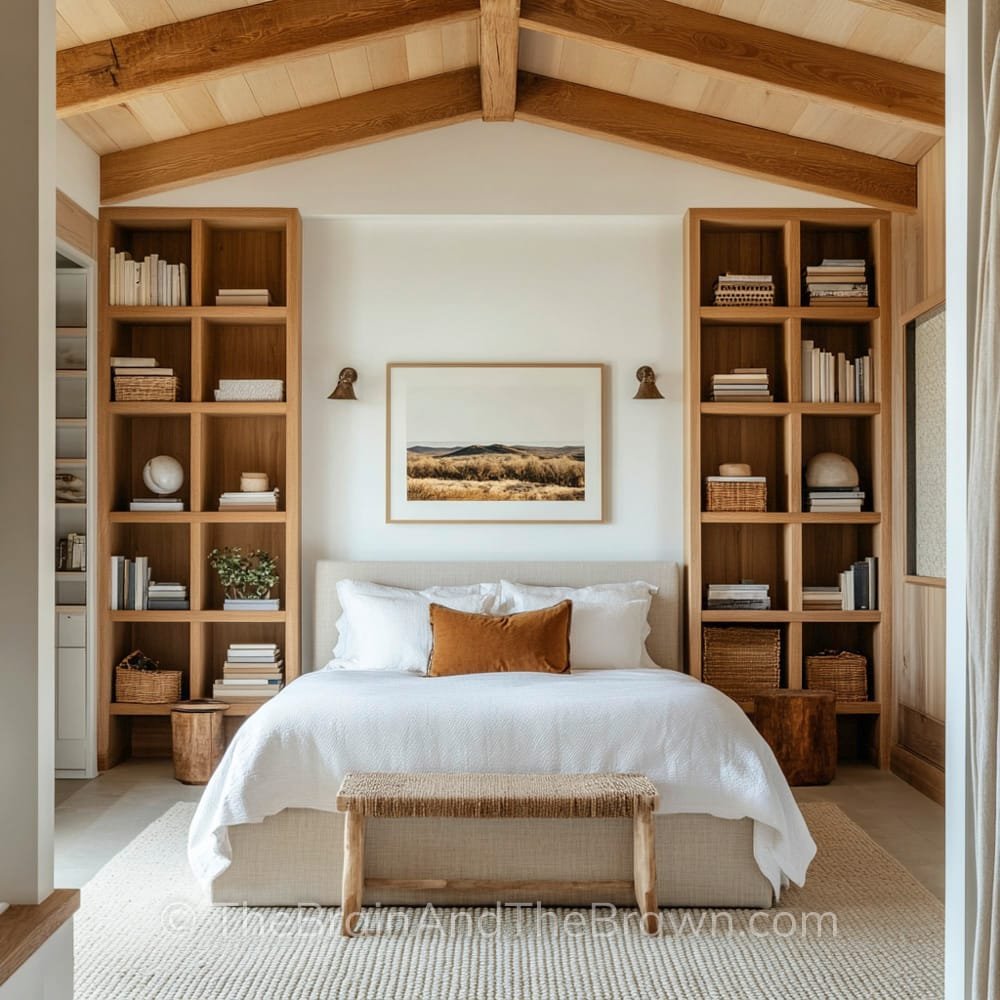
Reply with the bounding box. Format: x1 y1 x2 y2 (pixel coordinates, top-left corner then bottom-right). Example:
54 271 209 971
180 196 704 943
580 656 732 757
115 650 182 704
805 650 868 702
713 283 776 307
114 375 179 402
705 480 767 512
703 626 781 702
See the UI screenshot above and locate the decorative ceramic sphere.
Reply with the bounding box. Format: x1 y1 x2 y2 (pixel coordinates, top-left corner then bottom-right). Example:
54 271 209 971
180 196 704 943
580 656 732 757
142 455 184 496
805 452 859 489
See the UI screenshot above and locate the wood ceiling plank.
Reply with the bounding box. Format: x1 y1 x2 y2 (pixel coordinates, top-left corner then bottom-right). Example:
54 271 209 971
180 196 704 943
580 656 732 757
847 0 944 26
285 53 342 106
330 47 376 97
405 26 447 79
126 91 191 142
366 35 411 89
204 74 262 124
64 113 120 155
514 72 917 211
56 13 84 50
440 18 479 71
480 0 521 121
244 64 302 117
164 82 228 133
519 0 944 131
101 68 483 202
58 0 479 117
87 103 155 150
57 0 130 45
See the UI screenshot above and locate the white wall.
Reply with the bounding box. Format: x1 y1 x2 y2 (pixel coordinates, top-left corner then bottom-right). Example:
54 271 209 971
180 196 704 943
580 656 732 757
56 120 99 216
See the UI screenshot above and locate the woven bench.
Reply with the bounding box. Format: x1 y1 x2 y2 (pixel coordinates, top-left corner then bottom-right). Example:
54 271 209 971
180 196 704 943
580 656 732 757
335 771 660 936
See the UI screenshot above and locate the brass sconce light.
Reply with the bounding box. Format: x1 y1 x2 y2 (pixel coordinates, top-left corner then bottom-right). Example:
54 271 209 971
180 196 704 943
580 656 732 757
328 367 358 400
633 365 663 400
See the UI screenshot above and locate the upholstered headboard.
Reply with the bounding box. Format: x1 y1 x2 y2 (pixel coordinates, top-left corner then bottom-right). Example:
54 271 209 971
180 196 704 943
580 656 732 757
313 561 683 670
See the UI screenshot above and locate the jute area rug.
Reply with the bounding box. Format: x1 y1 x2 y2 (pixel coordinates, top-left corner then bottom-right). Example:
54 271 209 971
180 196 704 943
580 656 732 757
74 802 942 999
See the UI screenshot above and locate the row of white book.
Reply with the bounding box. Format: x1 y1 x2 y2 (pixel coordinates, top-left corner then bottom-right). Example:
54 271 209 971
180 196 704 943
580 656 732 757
801 342 875 403
109 248 189 307
219 488 280 512
803 557 878 611
212 643 284 702
806 486 866 513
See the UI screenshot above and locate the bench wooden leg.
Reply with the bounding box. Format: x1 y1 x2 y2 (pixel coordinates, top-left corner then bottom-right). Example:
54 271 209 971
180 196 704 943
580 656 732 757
633 802 658 934
341 810 366 937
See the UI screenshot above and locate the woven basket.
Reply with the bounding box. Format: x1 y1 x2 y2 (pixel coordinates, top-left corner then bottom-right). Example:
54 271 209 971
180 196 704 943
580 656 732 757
115 652 182 704
713 284 776 307
705 480 767 512
703 626 781 702
114 375 179 402
806 650 868 702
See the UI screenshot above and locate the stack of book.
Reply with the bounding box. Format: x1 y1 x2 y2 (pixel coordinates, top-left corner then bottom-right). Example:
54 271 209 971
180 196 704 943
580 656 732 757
710 367 772 402
109 248 188 306
57 533 86 572
218 488 280 512
806 485 866 513
213 379 284 402
147 582 189 611
212 643 284 702
802 586 843 611
705 582 771 610
224 595 280 611
712 273 775 307
801 342 874 403
804 259 869 306
129 497 184 512
838 557 878 611
215 288 272 307
110 555 148 610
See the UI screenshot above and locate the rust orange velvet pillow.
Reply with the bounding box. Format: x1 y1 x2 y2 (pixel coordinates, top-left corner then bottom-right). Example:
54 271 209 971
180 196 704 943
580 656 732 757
427 601 572 676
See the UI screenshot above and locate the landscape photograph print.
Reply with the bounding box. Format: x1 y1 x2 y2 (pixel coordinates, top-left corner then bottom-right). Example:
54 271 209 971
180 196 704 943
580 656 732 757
387 364 604 523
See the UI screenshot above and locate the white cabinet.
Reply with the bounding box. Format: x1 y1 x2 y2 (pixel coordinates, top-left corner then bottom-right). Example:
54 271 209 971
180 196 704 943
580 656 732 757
55 646 87 770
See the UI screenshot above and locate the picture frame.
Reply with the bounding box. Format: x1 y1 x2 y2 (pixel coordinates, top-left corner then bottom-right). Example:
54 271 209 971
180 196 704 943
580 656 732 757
386 363 606 524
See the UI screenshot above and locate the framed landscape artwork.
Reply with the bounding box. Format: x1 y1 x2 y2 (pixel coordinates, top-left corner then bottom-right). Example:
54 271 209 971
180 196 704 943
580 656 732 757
386 364 605 523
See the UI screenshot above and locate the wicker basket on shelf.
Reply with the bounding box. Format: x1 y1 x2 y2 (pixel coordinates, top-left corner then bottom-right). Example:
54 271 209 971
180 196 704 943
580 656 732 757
115 649 182 704
114 375 179 402
702 626 781 702
705 480 767 512
805 650 868 702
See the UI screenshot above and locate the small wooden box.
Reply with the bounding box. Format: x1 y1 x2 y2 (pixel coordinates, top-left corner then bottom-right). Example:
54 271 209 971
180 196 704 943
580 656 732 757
705 480 767 512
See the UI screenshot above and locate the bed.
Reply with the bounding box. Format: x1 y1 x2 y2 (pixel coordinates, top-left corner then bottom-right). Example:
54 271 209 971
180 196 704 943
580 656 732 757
192 560 814 909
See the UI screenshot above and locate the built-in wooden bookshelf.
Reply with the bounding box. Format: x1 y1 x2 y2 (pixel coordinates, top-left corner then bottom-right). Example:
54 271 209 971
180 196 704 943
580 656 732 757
685 208 891 766
97 208 301 770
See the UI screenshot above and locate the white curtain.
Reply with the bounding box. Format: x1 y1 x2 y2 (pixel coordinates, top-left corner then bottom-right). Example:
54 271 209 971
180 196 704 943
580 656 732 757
968 5 1000 997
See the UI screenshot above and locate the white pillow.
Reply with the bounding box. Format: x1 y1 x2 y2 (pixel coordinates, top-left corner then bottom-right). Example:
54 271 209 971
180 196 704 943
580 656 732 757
498 580 659 670
332 580 497 674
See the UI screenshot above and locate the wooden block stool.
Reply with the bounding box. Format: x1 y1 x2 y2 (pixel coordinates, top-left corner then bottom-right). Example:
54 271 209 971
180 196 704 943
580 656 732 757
170 700 229 785
336 771 661 936
752 689 837 786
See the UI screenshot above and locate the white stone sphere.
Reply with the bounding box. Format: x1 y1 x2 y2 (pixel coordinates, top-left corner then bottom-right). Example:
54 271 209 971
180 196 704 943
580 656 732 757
143 455 184 495
805 452 859 489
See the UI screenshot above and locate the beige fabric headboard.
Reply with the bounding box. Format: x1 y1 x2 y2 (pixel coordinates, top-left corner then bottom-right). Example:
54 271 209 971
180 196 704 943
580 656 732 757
313 561 682 670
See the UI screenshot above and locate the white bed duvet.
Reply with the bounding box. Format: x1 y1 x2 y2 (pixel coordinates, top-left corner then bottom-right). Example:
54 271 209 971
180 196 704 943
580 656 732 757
189 669 816 897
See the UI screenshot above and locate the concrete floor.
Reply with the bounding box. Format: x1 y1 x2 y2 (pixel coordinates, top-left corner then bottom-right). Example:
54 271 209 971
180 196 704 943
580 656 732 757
54 759 945 901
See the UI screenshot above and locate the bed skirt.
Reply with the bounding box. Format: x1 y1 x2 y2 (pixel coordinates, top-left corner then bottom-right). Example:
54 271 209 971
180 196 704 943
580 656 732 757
210 808 774 909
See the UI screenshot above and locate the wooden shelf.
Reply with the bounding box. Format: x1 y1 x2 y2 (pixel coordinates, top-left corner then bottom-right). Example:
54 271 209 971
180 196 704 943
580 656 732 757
55 501 87 508
99 207 301 771
56 418 87 427
700 306 879 323
56 457 87 466
55 369 87 379
700 402 879 416
55 571 86 580
701 512 881 524
701 610 880 622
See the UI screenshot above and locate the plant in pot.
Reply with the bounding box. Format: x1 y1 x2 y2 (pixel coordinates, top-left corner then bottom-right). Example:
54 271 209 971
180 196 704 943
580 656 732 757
208 547 280 610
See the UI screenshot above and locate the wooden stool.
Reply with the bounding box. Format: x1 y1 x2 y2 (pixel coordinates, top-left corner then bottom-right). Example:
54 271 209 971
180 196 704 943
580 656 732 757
336 772 660 937
170 700 229 784
753 689 837 785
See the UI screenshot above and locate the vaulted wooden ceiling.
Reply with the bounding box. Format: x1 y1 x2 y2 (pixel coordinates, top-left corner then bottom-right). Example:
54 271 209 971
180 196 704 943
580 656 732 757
56 0 945 209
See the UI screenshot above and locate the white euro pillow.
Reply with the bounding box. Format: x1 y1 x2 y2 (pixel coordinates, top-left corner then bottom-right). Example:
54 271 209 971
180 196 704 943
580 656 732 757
498 580 659 670
331 580 498 674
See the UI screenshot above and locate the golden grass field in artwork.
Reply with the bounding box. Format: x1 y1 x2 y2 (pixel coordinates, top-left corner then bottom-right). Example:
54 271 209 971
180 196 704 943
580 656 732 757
407 444 585 502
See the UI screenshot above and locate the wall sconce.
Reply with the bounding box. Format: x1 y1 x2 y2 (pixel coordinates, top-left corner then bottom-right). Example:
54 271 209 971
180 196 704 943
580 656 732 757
328 367 358 400
633 365 663 400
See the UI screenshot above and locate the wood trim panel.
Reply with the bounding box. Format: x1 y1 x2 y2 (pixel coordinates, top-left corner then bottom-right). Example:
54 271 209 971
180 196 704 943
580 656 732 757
515 74 918 211
480 0 521 121
890 744 945 804
520 0 944 131
57 0 479 117
56 190 97 260
0 890 80 988
100 69 482 202
848 0 945 27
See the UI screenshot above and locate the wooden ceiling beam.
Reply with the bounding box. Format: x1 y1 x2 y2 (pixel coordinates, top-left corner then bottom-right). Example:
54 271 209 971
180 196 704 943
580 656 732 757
515 73 917 212
519 0 944 132
100 69 482 203
480 0 521 121
848 0 945 26
58 0 479 118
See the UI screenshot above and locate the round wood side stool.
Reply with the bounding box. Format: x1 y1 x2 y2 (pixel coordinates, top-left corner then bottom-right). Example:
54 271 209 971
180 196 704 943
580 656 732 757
752 689 837 786
171 699 229 785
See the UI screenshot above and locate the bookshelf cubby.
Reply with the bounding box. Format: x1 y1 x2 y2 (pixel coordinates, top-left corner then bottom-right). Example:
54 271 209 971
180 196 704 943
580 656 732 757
686 208 891 766
98 208 301 770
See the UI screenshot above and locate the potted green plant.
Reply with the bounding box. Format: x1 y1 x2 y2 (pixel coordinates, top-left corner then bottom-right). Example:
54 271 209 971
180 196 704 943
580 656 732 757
208 547 280 610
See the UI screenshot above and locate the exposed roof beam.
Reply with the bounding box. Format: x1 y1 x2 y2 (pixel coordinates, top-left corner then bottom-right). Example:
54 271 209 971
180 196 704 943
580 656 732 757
515 73 917 212
848 0 944 26
101 69 482 203
480 0 521 121
520 0 944 132
58 0 479 118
